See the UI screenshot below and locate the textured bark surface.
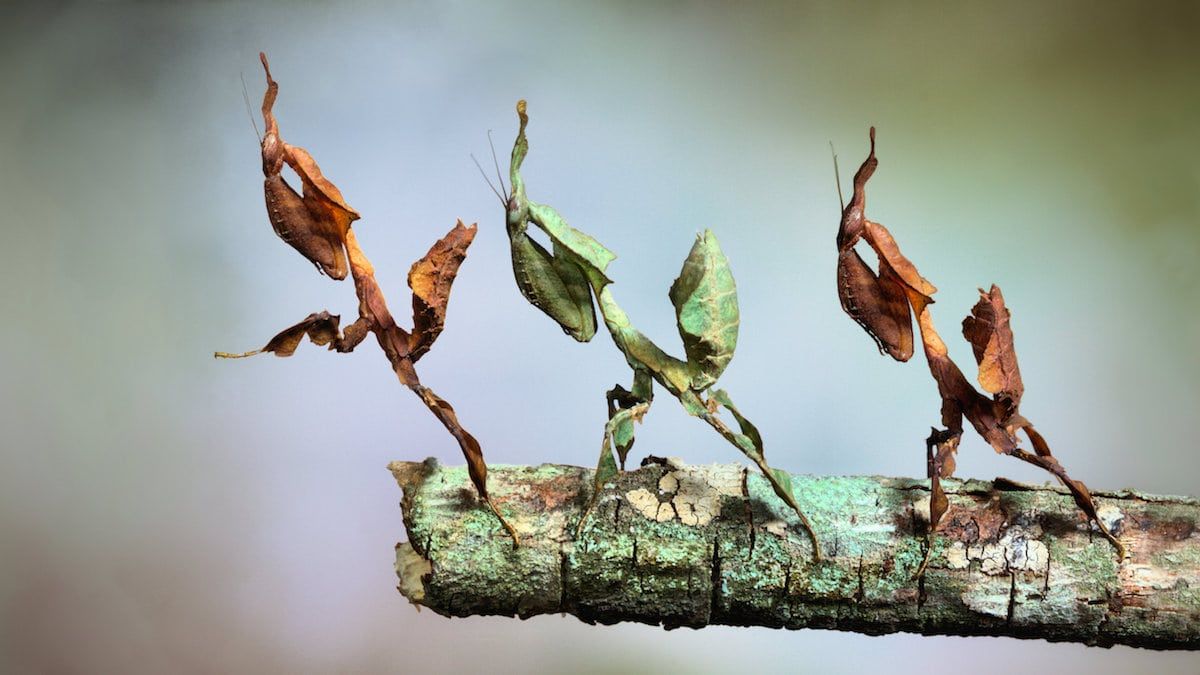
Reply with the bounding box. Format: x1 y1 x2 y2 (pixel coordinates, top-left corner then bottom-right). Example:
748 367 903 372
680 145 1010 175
390 458 1200 649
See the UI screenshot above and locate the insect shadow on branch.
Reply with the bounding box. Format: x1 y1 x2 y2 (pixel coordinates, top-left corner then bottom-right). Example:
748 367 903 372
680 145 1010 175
215 53 518 547
496 100 820 561
834 128 1124 576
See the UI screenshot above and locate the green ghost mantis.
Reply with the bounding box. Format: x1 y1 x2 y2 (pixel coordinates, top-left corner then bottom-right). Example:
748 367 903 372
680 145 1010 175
498 100 820 560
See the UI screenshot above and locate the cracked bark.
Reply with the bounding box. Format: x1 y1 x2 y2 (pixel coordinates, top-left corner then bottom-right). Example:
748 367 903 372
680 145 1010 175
390 458 1200 650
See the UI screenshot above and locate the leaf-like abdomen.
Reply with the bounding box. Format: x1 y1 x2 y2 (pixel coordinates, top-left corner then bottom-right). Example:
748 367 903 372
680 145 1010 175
837 248 913 361
669 230 739 391
264 174 348 279
509 228 597 342
550 241 598 341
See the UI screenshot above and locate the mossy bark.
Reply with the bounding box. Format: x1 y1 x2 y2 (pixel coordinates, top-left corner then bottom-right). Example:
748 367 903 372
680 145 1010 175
390 458 1199 650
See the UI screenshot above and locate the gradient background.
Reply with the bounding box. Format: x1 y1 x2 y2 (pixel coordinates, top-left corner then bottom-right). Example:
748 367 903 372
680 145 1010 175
2 1 1198 672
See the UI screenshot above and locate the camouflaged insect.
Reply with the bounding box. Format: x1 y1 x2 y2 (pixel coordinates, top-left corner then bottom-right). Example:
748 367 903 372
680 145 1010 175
217 53 518 547
835 128 1123 572
501 101 820 559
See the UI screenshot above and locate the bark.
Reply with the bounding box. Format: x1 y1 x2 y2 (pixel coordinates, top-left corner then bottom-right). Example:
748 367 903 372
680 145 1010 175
390 458 1200 650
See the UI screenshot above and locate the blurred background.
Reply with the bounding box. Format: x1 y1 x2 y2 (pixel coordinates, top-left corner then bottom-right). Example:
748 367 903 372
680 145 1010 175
1 1 1197 672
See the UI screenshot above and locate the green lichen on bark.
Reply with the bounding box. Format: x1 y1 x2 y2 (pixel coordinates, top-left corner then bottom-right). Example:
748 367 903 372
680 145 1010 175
390 458 1200 650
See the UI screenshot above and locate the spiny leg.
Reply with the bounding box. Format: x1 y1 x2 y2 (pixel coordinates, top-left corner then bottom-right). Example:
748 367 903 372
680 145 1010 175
746 444 821 561
699 396 821 561
1008 431 1124 559
412 383 520 548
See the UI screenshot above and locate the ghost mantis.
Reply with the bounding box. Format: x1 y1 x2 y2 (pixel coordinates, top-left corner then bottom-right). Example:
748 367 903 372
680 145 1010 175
216 53 518 547
486 100 820 560
834 128 1124 574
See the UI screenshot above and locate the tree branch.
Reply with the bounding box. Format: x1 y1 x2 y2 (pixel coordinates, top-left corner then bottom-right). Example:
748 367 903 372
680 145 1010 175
390 458 1199 650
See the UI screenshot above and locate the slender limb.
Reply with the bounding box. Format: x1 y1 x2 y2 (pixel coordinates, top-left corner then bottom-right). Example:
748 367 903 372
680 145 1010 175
214 311 373 360
213 348 262 359
579 373 655 536
914 429 959 579
408 382 519 547
701 411 821 561
914 436 939 580
486 499 520 547
607 373 652 470
606 384 643 416
1008 446 1124 559
577 401 650 538
587 278 821 559
332 316 372 353
342 229 519 547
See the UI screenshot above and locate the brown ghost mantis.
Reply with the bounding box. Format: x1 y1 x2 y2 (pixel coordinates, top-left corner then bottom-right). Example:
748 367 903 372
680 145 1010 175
835 128 1124 573
216 53 518 546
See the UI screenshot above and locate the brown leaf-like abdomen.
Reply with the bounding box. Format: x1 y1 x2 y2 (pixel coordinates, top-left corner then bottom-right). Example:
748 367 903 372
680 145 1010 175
837 249 914 361
264 174 348 280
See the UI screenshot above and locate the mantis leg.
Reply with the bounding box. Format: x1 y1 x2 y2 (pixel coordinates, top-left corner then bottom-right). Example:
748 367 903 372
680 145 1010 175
214 312 370 359
411 382 520 548
914 428 961 579
704 389 821 561
578 393 652 535
607 369 654 470
1009 425 1124 558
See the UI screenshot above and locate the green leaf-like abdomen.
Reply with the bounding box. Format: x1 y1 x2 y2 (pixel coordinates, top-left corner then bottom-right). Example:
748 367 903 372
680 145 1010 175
508 228 597 342
669 230 739 391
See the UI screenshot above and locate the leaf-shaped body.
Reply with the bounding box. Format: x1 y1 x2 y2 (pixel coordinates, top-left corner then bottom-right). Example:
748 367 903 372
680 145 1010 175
669 230 739 391
264 174 350 279
508 228 598 342
282 143 360 228
283 143 360 277
837 249 914 361
504 100 608 342
258 53 359 281
550 243 598 340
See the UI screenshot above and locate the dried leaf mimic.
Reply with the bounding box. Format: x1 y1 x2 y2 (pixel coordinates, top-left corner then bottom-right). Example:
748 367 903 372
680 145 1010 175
218 54 517 547
833 128 1124 570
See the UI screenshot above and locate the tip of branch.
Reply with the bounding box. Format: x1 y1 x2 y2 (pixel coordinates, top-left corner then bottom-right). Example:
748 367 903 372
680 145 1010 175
389 458 439 493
